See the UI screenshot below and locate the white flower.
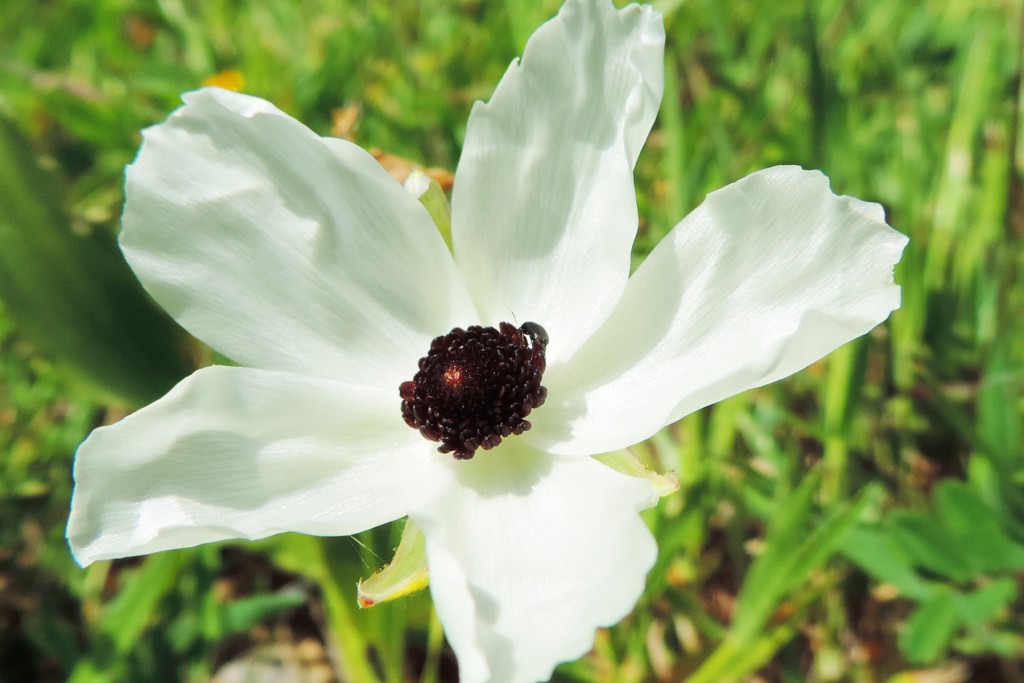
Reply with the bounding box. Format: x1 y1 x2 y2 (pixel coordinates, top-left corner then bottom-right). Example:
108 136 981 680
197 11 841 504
66 1 907 681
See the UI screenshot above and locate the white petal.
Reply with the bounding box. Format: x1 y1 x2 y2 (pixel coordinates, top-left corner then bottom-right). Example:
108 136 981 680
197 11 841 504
451 0 664 367
68 365 441 566
122 88 475 387
410 442 657 683
529 166 909 455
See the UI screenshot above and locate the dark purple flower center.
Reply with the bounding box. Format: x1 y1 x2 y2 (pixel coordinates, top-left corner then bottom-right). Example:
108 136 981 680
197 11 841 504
400 322 548 460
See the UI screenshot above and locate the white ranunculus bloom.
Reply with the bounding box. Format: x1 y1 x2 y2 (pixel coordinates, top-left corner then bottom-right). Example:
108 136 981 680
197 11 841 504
67 0 907 681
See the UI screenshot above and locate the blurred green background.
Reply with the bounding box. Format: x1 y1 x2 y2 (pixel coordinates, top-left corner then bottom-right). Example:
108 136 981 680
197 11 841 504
1 0 1022 681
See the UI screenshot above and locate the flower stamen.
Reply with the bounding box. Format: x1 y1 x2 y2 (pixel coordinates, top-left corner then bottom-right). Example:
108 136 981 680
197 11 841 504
400 322 548 459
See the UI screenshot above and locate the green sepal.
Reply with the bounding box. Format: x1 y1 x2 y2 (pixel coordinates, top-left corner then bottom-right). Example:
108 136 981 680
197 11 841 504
594 449 679 497
406 170 452 250
357 518 429 608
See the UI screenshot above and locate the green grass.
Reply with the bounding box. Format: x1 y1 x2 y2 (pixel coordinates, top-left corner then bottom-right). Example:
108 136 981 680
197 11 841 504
1 0 1023 681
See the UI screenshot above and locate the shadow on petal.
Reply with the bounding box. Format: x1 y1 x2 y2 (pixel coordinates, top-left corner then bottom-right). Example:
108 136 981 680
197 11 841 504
448 440 554 499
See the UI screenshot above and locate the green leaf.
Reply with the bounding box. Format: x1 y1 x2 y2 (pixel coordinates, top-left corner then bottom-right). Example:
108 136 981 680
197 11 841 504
730 477 879 642
68 551 192 681
975 264 1022 474
934 480 1024 574
839 525 934 601
260 534 382 683
0 117 192 406
687 477 878 683
96 552 191 656
888 510 972 582
954 578 1017 629
900 589 958 664
220 588 308 635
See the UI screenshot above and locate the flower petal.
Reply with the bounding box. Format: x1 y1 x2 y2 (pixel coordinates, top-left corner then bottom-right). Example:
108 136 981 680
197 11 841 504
529 166 909 455
410 443 657 683
451 0 664 367
122 88 475 386
68 365 441 566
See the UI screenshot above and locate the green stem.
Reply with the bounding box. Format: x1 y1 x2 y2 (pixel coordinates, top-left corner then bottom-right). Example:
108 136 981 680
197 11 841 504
419 607 445 683
314 538 381 683
687 624 797 683
821 341 867 504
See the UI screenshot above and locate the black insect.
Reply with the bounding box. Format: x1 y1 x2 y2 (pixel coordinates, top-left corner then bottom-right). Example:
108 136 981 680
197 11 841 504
519 321 549 348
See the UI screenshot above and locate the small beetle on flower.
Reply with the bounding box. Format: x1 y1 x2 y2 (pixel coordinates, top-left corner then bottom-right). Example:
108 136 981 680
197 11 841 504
67 0 907 681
